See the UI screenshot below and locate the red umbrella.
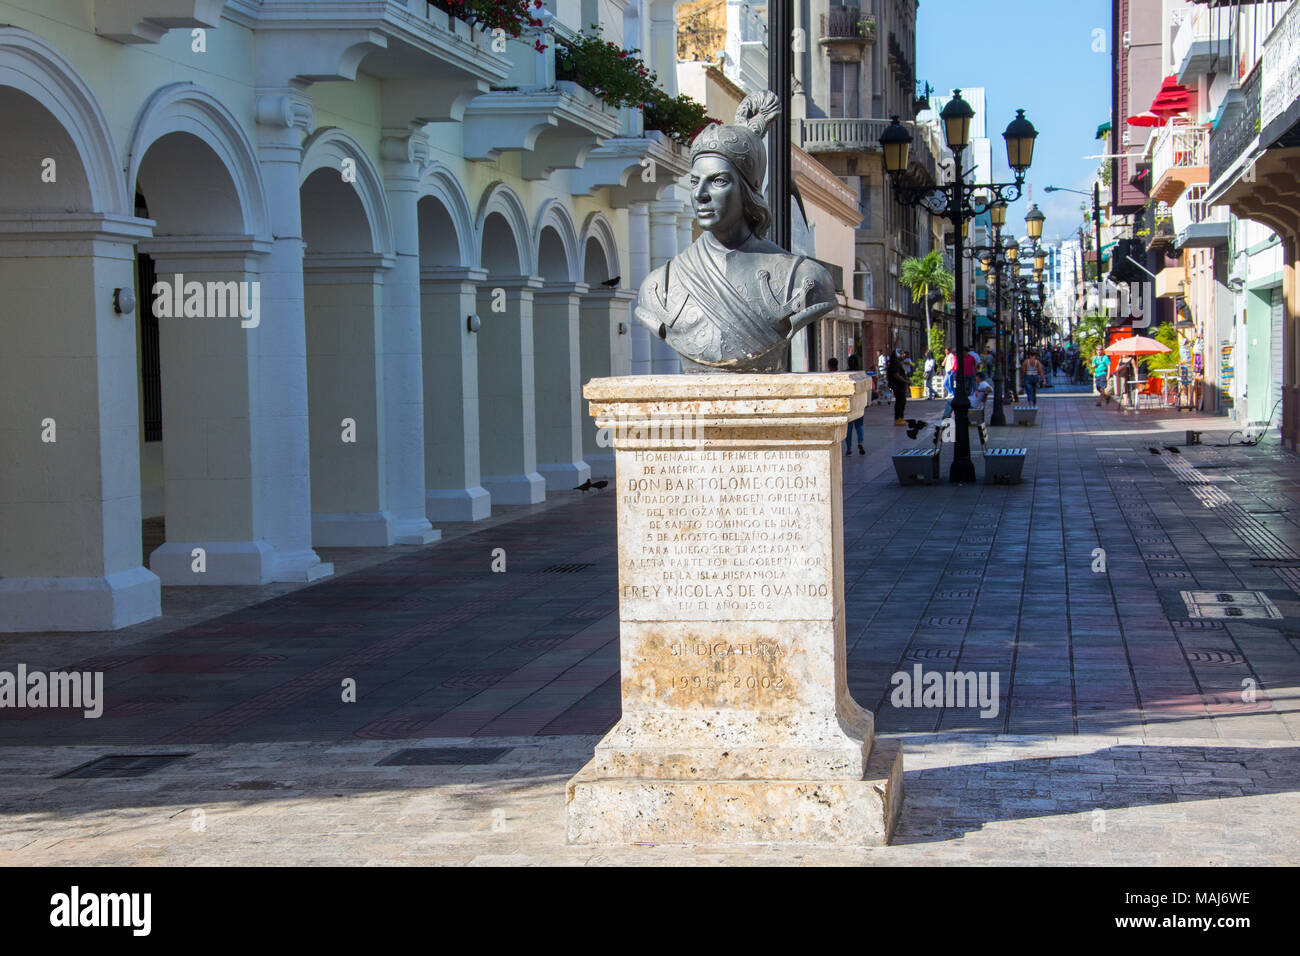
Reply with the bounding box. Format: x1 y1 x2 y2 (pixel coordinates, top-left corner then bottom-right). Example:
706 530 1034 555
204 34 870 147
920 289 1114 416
1126 111 1166 128
1105 336 1171 357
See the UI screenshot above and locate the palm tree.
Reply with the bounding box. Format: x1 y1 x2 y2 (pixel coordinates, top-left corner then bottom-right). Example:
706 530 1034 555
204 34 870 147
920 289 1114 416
900 250 954 345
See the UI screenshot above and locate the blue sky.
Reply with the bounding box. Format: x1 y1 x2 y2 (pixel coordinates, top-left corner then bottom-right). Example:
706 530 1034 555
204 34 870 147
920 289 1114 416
916 0 1113 245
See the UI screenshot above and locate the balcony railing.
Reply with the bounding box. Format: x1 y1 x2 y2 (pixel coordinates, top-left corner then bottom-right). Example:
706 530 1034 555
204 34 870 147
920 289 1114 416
820 8 876 44
1153 125 1209 176
798 117 934 178
1151 123 1209 203
1173 184 1230 248
1210 64 1261 184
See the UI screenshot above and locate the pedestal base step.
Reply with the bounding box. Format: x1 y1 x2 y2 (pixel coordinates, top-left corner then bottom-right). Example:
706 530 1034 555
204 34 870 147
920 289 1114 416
565 738 903 846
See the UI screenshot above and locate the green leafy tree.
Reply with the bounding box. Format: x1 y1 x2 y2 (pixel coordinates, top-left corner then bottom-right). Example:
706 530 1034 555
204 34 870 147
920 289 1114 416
900 251 953 345
1075 313 1108 361
1143 322 1180 372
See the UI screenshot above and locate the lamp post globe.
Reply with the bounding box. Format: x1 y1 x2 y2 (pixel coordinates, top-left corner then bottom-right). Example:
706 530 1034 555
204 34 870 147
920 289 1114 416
940 90 975 152
879 116 912 175
1025 203 1045 241
1003 109 1038 172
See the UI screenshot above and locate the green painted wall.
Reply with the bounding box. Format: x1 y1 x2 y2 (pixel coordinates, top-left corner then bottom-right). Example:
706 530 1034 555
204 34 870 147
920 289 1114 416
1245 285 1276 422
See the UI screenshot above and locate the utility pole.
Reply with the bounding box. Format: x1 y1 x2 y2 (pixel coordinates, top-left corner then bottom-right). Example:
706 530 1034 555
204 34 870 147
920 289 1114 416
1094 180 1103 282
768 0 792 252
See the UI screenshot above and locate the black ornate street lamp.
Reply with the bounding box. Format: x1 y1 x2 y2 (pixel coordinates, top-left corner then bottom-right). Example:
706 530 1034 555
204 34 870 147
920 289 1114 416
879 90 1037 482
964 200 1044 426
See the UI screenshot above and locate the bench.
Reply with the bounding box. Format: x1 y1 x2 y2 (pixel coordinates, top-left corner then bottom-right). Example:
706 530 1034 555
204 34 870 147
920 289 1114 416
1013 406 1037 426
984 447 1026 484
892 446 940 485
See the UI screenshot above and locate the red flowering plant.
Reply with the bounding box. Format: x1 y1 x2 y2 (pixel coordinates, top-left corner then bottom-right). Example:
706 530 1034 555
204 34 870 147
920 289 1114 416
429 0 547 46
555 26 709 144
554 28 656 109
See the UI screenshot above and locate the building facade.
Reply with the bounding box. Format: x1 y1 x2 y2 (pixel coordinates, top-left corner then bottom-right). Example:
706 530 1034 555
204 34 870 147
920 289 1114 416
0 0 694 632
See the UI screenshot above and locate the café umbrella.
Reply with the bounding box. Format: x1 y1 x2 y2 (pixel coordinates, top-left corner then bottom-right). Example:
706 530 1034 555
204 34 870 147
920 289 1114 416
1105 336 1171 357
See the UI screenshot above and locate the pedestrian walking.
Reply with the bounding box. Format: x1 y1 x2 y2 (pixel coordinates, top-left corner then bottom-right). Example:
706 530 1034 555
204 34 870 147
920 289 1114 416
844 353 865 456
923 349 937 399
1022 349 1045 406
888 348 909 425
876 350 890 405
942 347 956 398
1091 345 1112 406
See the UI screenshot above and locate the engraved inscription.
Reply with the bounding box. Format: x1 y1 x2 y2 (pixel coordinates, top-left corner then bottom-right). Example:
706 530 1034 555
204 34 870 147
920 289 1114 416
617 448 832 621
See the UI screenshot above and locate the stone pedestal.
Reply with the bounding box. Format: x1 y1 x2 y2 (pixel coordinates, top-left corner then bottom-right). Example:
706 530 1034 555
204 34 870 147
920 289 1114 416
565 373 903 846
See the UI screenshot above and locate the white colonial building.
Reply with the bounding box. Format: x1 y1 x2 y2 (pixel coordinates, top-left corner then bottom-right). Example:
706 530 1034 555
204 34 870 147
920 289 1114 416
0 0 694 632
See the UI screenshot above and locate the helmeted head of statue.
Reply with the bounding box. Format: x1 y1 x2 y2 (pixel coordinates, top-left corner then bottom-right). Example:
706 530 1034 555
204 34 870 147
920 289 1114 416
688 91 779 239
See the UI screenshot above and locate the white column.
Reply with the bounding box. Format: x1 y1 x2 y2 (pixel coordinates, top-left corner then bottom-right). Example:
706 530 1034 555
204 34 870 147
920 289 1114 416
142 240 286 585
650 198 685 373
0 215 161 631
477 275 547 504
534 282 591 492
421 266 491 521
303 253 397 546
580 287 636 475
628 202 653 375
380 127 440 543
248 89 333 582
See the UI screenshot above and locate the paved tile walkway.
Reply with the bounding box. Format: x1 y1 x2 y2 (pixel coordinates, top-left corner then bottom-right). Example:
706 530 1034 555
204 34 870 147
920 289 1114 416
2 375 1298 863
1 733 1295 864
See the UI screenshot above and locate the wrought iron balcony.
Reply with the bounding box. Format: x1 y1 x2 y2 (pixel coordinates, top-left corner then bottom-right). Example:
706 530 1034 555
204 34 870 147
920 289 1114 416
820 8 876 46
1209 64 1260 185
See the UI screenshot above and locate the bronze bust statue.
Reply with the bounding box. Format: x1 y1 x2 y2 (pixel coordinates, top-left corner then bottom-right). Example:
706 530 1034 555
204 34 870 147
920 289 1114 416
634 92 836 373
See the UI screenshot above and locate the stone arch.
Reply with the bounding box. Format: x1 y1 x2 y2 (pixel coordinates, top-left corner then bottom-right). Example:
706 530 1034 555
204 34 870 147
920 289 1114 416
0 26 128 216
300 126 395 256
126 82 270 238
417 161 477 269
533 198 580 283
475 181 533 276
579 211 621 286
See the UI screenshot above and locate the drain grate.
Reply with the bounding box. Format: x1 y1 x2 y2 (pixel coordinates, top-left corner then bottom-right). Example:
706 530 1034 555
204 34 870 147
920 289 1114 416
58 753 192 779
1180 590 1282 620
377 747 511 766
1170 620 1224 631
1187 650 1247 666
903 647 960 660
541 563 596 574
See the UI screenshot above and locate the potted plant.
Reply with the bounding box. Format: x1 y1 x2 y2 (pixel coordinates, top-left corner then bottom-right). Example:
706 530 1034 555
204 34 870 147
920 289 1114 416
909 362 926 398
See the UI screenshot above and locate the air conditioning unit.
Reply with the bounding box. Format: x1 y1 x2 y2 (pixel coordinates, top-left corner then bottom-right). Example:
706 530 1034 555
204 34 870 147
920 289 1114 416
1122 31 1131 50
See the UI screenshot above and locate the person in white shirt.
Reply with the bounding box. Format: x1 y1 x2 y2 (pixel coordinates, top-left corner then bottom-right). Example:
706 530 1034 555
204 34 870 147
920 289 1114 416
923 350 937 399
970 371 994 411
